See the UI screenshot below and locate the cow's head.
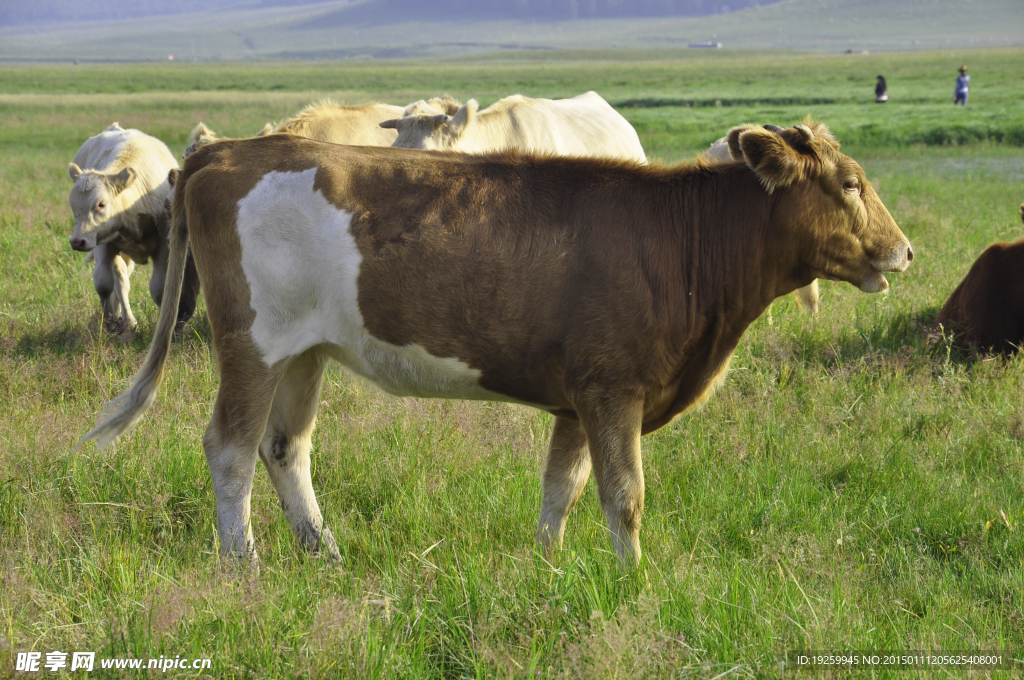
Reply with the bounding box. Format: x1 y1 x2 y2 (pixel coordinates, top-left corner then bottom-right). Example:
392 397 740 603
729 121 912 293
67 163 137 251
401 94 463 118
381 99 480 151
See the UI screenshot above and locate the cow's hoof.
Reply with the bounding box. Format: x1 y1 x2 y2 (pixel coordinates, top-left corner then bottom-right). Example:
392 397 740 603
318 528 342 563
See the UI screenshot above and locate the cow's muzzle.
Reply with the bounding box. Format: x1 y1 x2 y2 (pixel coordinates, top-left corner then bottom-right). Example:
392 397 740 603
861 242 913 292
70 236 91 252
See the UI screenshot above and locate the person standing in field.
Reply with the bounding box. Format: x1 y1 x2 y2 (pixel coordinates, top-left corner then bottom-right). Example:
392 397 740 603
954 65 970 105
875 75 888 103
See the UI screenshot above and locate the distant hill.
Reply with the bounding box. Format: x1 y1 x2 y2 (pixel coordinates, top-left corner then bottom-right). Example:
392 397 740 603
0 0 1020 62
0 0 782 28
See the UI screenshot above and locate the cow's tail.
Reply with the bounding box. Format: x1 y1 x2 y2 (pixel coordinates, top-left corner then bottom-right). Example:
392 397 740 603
78 186 191 450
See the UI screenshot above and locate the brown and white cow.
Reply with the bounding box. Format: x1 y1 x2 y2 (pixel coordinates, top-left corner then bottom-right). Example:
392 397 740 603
934 205 1024 352
68 123 199 331
81 122 912 566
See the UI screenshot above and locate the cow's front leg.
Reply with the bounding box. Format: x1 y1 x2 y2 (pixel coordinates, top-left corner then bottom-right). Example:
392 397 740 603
110 252 137 330
203 338 282 562
91 244 121 323
257 348 340 561
536 416 591 554
577 393 645 567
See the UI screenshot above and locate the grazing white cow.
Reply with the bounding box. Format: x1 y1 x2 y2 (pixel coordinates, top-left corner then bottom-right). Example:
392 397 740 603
381 91 647 163
81 123 911 567
703 125 820 313
68 123 199 330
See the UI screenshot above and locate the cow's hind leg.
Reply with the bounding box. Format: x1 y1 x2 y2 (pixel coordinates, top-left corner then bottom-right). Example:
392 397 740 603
576 394 645 567
203 337 282 562
536 416 591 554
257 347 340 561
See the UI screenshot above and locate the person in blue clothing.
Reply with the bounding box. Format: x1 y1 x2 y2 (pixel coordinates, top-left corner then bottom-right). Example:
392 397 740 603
954 65 970 105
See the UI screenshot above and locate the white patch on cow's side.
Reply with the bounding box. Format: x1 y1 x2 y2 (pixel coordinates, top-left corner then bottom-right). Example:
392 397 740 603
235 169 504 401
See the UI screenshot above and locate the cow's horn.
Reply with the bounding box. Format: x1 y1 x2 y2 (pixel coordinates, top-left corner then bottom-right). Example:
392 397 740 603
763 124 784 133
795 124 814 143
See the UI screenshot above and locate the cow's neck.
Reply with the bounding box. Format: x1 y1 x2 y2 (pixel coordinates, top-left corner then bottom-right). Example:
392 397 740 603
638 167 804 431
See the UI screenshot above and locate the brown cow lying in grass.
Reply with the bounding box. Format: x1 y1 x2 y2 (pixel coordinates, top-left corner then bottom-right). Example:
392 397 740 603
935 204 1024 352
81 122 912 567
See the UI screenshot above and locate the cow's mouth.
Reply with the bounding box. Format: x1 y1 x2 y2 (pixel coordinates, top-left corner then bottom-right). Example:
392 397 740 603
860 269 889 293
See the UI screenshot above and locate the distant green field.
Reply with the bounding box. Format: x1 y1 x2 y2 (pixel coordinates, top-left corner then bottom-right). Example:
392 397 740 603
1 48 1023 678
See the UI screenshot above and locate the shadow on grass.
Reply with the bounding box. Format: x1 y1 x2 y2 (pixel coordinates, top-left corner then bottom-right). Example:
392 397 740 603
787 305 1012 371
5 310 212 359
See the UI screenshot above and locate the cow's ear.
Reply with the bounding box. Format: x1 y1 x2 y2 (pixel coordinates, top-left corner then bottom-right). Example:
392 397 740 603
737 127 805 192
446 99 479 135
69 162 82 181
187 122 214 146
108 167 136 193
726 124 758 161
256 123 274 137
379 118 401 129
167 168 178 188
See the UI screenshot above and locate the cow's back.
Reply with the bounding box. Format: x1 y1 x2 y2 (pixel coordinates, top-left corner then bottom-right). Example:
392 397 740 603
276 103 404 146
73 125 136 171
469 93 646 163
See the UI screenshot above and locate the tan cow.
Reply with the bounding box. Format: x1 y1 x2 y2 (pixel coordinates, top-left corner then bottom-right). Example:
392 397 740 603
381 91 647 163
68 123 199 331
256 100 405 146
704 125 820 313
184 101 407 158
81 122 911 567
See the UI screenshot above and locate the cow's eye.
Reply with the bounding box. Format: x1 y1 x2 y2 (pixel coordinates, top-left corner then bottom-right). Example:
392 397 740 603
96 202 106 211
843 178 860 193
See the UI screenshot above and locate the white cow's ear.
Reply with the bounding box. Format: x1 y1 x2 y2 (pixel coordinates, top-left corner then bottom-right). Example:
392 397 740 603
68 162 82 181
446 99 479 134
379 118 401 129
256 123 274 137
108 167 137 193
737 128 807 192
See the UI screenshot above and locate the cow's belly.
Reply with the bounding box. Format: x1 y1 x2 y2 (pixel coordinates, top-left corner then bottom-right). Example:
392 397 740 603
234 167 509 402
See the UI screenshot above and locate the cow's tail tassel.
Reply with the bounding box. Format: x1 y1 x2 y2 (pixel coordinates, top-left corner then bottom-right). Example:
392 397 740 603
78 189 189 450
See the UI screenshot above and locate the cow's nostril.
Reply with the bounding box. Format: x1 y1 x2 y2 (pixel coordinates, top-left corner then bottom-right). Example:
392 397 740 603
907 246 914 262
70 238 86 251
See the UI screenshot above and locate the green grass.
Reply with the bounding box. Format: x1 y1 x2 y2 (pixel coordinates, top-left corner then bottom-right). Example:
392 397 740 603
1 48 1024 678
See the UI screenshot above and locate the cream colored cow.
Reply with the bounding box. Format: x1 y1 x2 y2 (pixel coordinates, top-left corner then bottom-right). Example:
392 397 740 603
381 91 647 163
68 123 198 330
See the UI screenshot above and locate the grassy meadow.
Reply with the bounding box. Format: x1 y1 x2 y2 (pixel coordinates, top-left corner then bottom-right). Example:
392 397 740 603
1 48 1023 678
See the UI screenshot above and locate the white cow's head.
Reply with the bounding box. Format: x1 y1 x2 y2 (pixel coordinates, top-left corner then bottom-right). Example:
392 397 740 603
67 163 137 251
381 99 480 151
